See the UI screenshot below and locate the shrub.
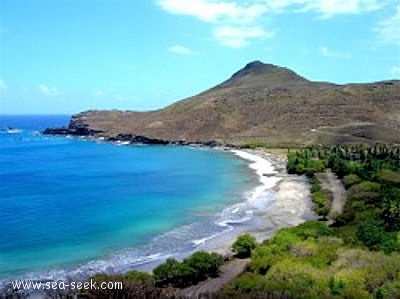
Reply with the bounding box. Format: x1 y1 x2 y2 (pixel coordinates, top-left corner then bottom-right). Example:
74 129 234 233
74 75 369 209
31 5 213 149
343 173 362 189
348 181 381 204
264 260 330 298
82 273 166 298
249 245 285 274
183 251 224 279
375 280 400 299
291 237 342 269
356 218 386 250
268 230 300 252
232 233 257 258
124 270 155 284
291 220 334 239
382 187 400 231
226 272 267 294
153 258 195 287
153 252 224 288
329 269 370 298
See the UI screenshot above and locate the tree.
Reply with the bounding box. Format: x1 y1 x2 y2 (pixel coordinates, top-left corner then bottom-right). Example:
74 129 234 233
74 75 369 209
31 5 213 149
382 187 400 231
184 251 224 280
153 258 194 287
232 233 257 258
356 218 385 250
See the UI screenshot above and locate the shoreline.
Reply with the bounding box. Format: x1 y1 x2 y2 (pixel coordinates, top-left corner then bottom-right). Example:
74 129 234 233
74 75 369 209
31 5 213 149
195 148 316 256
0 144 315 297
133 148 315 271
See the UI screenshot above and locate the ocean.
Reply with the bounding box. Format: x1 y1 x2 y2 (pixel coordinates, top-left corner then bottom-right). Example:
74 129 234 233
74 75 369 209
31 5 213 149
0 115 276 287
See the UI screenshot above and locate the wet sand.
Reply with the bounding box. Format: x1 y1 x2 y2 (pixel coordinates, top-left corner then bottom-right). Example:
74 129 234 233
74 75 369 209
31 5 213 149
197 148 316 255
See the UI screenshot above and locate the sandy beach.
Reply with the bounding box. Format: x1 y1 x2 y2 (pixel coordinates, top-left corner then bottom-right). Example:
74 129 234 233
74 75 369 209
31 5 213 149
179 148 316 297
197 148 316 255
133 147 315 273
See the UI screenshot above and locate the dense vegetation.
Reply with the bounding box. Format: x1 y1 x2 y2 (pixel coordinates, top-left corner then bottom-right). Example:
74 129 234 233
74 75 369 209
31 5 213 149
219 144 400 298
287 144 400 251
153 251 224 288
232 233 258 258
75 251 224 298
220 221 400 298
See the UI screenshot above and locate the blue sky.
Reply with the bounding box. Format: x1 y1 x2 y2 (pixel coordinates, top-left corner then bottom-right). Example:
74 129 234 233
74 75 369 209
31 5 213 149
1 0 399 114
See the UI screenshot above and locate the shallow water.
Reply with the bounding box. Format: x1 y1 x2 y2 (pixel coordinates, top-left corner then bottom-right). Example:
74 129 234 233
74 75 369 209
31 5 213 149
0 115 265 286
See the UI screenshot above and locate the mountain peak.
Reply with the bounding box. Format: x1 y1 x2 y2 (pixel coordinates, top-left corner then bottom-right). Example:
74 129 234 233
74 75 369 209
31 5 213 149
216 61 308 89
230 61 279 79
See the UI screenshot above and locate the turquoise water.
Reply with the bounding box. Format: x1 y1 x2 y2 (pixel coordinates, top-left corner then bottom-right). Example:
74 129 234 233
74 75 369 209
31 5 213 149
0 115 257 283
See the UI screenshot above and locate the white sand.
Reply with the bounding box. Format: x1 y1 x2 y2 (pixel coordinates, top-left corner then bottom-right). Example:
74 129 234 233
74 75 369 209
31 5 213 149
198 149 316 255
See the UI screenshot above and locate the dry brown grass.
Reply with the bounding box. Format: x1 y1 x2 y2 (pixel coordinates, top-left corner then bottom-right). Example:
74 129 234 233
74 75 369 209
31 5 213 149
67 62 400 146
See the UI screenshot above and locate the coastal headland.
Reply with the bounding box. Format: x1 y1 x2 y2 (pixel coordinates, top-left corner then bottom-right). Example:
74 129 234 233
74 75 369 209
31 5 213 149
44 61 400 147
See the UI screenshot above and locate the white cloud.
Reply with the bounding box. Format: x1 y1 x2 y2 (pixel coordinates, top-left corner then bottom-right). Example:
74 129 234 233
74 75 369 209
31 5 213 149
213 26 272 48
157 0 269 47
157 0 266 23
375 5 400 46
320 46 352 59
301 0 382 18
168 45 196 55
157 0 387 48
38 84 60 97
0 79 8 93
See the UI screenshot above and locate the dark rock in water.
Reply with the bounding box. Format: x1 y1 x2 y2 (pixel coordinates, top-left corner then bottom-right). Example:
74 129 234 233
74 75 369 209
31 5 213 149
108 134 169 145
202 140 220 147
42 127 72 135
42 126 102 136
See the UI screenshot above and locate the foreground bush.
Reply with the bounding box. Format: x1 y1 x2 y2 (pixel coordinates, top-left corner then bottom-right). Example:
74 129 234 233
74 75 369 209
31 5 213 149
80 271 176 299
153 251 224 288
232 233 257 258
219 221 400 299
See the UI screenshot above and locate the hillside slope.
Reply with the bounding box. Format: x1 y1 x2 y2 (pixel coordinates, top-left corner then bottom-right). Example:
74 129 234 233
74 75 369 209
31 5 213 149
54 61 400 146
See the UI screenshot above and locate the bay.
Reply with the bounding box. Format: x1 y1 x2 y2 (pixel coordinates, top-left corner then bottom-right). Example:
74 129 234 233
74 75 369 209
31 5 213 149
0 115 258 283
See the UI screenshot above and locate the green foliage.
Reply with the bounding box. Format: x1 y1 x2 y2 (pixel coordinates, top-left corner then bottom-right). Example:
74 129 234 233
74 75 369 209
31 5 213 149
287 144 400 248
375 279 400 299
356 218 386 250
183 251 223 279
219 145 400 298
124 270 155 284
343 173 363 189
311 189 332 218
290 220 335 238
263 259 330 298
382 187 400 231
224 272 268 294
287 152 327 176
329 269 371 298
232 233 257 258
268 229 301 251
152 251 224 288
153 258 192 287
82 272 172 298
220 220 400 299
377 169 400 185
240 140 269 149
348 181 382 204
